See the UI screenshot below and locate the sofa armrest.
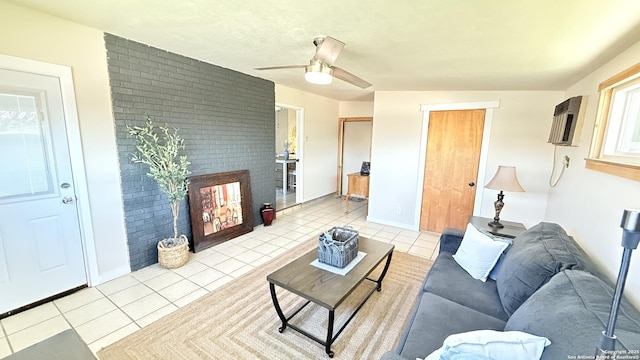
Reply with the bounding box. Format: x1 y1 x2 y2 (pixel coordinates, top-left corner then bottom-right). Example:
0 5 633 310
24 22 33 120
439 228 465 254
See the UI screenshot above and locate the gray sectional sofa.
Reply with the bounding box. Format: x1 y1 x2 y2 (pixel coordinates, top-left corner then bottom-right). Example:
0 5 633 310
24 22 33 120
382 222 640 360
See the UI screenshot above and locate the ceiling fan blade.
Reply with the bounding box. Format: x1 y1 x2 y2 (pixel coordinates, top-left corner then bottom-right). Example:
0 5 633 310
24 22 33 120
254 65 306 71
313 36 344 67
331 67 372 89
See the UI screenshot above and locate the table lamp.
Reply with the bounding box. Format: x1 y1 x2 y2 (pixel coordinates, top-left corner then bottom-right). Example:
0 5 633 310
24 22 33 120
484 166 525 228
596 209 640 357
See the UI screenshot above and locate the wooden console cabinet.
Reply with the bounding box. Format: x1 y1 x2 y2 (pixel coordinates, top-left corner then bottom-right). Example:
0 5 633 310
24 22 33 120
345 172 369 213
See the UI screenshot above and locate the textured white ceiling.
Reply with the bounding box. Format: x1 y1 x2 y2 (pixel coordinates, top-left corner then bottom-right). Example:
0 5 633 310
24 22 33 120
9 0 640 101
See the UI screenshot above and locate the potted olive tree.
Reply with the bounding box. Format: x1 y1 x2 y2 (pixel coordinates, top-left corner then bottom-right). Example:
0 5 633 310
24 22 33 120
128 117 191 268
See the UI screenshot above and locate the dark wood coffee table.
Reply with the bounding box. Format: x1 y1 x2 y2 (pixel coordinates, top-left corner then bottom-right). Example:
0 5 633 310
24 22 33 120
266 237 394 357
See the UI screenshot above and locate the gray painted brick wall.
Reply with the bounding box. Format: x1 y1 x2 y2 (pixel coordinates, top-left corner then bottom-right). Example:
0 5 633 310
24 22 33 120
104 33 276 271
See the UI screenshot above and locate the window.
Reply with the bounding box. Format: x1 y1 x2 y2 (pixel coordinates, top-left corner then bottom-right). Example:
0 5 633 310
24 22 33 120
587 62 640 181
0 92 53 199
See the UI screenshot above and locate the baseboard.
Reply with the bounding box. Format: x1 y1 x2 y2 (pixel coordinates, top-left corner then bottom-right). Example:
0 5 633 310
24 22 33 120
90 265 131 286
276 192 336 215
301 192 336 205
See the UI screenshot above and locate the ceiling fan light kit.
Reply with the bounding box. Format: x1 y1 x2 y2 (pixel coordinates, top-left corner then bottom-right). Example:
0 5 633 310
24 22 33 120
305 60 333 85
255 36 372 89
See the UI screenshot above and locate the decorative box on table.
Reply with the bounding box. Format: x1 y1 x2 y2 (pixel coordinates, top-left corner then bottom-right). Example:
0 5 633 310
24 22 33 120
318 226 359 268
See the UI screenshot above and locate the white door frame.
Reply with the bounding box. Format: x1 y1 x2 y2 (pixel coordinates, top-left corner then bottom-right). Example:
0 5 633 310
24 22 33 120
337 117 373 196
415 101 500 228
275 102 304 204
0 54 98 285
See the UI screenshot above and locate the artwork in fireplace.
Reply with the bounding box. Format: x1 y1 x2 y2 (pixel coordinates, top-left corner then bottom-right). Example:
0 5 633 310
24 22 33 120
188 170 254 252
200 181 243 235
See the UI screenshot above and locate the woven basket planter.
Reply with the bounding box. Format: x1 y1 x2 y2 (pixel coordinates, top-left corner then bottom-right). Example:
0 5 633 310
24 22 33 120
158 235 189 269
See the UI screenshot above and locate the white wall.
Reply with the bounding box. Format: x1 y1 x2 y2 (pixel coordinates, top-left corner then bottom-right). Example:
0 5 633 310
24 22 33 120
545 39 640 307
275 109 288 155
0 3 130 283
339 101 374 117
370 91 564 230
275 85 340 201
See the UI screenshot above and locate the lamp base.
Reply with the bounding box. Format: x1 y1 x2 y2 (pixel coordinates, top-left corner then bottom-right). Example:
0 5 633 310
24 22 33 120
596 331 616 357
596 332 616 359
489 191 506 229
488 220 504 228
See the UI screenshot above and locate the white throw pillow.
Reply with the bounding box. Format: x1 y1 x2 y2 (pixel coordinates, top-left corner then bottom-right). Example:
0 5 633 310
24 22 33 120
424 330 551 360
452 223 509 282
487 235 512 281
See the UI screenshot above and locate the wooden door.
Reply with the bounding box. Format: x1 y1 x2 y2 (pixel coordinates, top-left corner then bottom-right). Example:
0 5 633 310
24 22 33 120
420 109 485 232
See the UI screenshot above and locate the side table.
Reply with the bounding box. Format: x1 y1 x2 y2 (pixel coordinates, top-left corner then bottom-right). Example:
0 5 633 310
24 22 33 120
469 216 526 239
345 173 369 214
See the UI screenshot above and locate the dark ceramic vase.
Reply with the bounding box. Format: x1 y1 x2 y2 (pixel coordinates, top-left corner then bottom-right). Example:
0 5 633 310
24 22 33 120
260 203 275 226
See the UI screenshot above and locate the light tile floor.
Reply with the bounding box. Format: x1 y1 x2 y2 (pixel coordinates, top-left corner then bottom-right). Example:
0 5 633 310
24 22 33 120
275 188 297 210
0 196 440 359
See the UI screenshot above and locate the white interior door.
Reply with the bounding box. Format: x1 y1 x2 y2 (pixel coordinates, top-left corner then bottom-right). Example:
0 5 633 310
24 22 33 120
0 69 86 314
341 121 372 195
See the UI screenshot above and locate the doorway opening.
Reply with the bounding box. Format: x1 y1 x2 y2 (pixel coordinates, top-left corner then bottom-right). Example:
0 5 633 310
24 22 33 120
275 104 303 211
337 117 373 196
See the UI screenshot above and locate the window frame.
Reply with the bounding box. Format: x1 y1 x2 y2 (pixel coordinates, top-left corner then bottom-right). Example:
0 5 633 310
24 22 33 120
586 61 640 182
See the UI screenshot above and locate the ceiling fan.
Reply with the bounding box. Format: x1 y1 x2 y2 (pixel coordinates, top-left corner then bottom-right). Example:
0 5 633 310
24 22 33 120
255 36 372 89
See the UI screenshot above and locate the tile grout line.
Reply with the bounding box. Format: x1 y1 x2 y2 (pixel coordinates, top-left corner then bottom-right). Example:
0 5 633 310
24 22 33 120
85 267 201 351
0 319 13 355
91 283 141 348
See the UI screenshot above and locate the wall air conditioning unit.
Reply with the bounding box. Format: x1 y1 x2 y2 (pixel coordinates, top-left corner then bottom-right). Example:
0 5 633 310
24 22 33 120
548 96 587 146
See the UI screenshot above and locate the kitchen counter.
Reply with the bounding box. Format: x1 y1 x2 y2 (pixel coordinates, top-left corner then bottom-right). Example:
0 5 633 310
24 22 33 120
276 157 297 191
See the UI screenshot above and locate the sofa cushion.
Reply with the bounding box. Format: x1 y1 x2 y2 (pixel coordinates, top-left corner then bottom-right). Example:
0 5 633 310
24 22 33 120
496 222 595 316
505 270 640 359
453 223 510 282
424 252 509 321
487 237 512 281
397 292 507 360
424 330 550 360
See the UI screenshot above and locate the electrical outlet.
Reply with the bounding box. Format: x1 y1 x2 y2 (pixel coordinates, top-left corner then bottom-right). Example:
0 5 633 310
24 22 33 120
564 155 570 168
396 207 401 214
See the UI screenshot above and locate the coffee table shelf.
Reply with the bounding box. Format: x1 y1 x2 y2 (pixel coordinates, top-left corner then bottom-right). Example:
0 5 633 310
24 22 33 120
267 237 394 357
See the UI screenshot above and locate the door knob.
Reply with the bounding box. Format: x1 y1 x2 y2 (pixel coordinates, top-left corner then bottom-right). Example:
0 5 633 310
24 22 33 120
62 196 74 204
468 182 475 187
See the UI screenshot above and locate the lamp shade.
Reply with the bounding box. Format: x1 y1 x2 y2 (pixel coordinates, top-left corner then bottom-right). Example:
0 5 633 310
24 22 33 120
305 61 333 85
485 166 525 192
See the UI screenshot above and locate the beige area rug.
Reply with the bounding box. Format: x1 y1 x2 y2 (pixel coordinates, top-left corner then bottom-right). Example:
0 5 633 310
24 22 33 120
98 239 432 360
